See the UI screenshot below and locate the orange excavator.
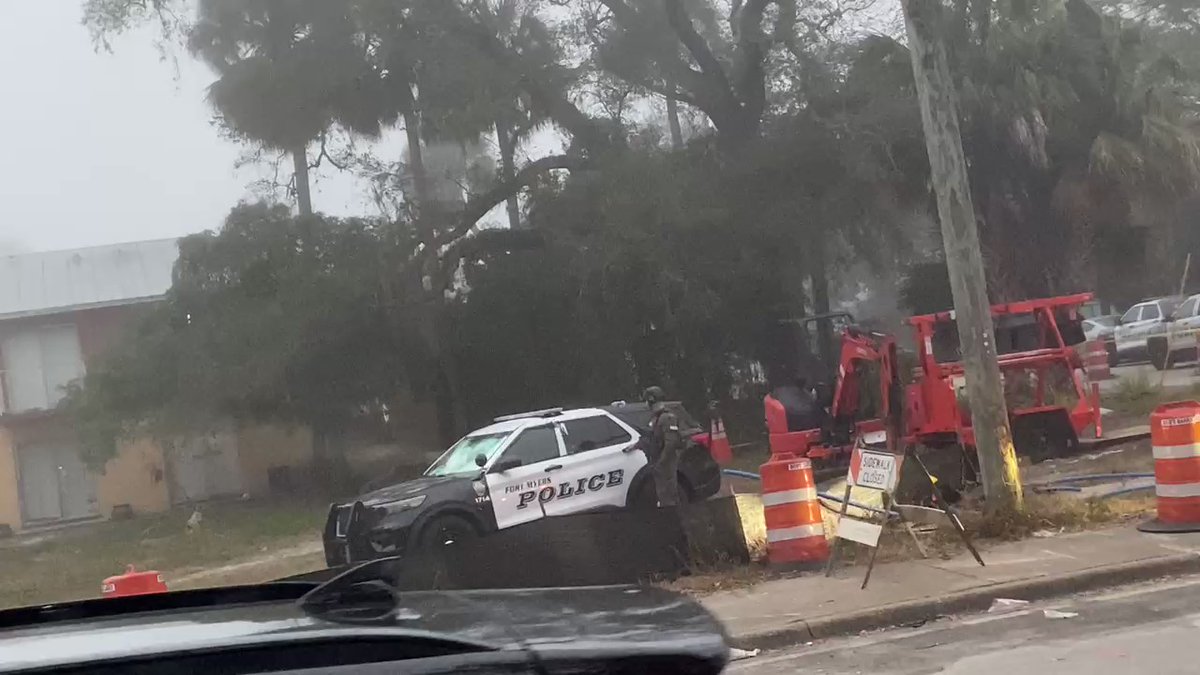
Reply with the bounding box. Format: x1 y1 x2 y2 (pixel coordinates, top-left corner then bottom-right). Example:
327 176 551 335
765 294 1101 492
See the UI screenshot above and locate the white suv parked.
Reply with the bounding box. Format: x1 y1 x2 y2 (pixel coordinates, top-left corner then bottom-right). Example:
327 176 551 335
1113 296 1185 365
1146 294 1200 369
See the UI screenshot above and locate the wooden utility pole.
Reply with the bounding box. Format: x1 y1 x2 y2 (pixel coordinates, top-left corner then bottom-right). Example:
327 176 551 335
901 0 1022 510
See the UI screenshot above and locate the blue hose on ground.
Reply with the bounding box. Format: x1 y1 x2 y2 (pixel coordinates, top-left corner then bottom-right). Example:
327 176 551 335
817 492 894 516
1034 485 1084 493
1098 485 1156 499
1028 473 1155 494
1036 473 1153 485
721 469 893 515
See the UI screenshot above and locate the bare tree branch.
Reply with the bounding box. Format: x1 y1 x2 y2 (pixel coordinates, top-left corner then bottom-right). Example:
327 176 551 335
662 0 734 94
311 131 350 172
434 154 579 250
451 17 611 150
733 0 773 120
595 0 640 26
590 0 711 104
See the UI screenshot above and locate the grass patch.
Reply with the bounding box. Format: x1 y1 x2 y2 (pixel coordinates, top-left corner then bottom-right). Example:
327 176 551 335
733 494 767 561
1104 374 1200 418
0 499 328 608
1022 439 1155 483
727 443 769 475
663 560 775 595
973 493 1153 540
1105 372 1164 417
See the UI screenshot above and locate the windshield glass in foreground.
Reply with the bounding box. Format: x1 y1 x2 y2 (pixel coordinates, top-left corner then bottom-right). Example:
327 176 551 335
424 433 510 476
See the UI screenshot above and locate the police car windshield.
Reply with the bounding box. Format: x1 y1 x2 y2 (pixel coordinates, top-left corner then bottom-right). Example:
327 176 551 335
424 432 510 476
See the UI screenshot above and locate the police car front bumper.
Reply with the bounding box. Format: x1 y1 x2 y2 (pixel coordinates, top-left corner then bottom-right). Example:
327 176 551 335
322 501 417 567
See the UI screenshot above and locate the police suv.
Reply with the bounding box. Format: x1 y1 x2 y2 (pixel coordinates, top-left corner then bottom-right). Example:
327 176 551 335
323 404 721 566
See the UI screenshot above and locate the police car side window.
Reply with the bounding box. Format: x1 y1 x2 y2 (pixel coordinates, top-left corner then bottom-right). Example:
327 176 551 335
562 416 633 454
500 425 561 466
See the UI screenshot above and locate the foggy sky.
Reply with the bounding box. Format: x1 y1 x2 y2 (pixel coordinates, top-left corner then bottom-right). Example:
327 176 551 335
0 2 896 255
0 2 372 254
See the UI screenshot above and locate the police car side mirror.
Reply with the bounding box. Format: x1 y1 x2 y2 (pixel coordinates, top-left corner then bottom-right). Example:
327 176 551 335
491 458 523 474
474 453 488 468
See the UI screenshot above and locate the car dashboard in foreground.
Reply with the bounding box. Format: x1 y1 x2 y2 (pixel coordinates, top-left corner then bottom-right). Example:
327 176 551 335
0 568 729 675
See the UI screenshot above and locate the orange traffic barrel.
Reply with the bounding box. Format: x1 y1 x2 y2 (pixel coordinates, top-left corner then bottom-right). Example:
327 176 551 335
759 455 828 565
1084 340 1112 381
708 418 733 465
102 564 168 598
1140 401 1200 533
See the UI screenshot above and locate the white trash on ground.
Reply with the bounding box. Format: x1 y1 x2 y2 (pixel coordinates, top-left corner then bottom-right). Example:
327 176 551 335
729 648 760 661
987 598 1030 614
1043 609 1079 619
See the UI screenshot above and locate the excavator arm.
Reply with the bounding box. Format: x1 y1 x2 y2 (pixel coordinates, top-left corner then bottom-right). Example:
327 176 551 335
829 327 898 423
766 314 901 461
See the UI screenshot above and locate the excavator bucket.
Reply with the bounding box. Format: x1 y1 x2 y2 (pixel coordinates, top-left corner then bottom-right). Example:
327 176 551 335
1010 408 1080 464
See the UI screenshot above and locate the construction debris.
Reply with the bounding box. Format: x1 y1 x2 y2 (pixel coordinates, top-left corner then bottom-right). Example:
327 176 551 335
729 647 760 661
987 598 1030 614
1043 609 1079 619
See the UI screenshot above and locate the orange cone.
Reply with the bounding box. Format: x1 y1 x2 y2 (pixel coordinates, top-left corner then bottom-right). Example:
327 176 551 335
708 418 733 465
102 565 168 598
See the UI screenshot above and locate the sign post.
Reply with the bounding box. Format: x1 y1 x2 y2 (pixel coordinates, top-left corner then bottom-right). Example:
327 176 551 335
827 441 984 588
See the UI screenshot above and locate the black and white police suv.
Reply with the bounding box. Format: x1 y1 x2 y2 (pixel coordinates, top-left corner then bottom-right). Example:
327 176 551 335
323 404 721 566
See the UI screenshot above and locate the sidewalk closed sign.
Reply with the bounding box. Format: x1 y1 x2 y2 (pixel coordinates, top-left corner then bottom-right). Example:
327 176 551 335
848 447 901 492
836 515 883 547
829 442 985 587
833 446 905 550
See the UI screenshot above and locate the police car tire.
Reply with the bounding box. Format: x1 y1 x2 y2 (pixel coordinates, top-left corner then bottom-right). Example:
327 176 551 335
417 514 479 551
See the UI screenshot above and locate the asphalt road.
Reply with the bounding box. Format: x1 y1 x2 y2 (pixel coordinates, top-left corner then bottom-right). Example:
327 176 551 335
728 575 1200 674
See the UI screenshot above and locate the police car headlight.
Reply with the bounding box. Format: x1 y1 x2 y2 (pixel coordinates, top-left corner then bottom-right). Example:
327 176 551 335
378 495 427 514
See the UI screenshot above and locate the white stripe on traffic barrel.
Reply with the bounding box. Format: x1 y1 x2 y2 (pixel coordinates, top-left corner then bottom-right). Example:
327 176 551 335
765 523 827 543
1153 443 1200 460
1155 482 1200 498
760 487 818 507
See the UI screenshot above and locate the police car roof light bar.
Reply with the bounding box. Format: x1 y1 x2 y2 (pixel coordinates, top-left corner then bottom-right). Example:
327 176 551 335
493 407 565 423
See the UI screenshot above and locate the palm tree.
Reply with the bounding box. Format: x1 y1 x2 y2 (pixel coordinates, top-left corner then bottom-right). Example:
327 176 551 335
188 0 399 215
951 0 1200 299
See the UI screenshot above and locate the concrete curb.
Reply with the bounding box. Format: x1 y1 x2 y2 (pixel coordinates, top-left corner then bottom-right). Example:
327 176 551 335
730 551 1200 651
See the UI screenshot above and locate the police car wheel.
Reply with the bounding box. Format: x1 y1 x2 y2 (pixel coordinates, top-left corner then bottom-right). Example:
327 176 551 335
417 514 478 550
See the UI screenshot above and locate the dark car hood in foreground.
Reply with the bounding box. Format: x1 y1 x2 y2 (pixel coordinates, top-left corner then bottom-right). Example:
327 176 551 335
0 584 728 672
355 474 469 505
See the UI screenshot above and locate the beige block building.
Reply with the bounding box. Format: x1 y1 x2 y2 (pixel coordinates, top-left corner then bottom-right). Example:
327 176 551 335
0 240 312 535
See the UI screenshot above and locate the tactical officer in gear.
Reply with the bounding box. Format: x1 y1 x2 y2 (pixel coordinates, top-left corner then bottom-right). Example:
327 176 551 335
645 386 684 507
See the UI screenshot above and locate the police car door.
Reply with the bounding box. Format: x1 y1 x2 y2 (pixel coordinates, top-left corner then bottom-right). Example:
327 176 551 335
543 414 647 516
485 423 567 530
